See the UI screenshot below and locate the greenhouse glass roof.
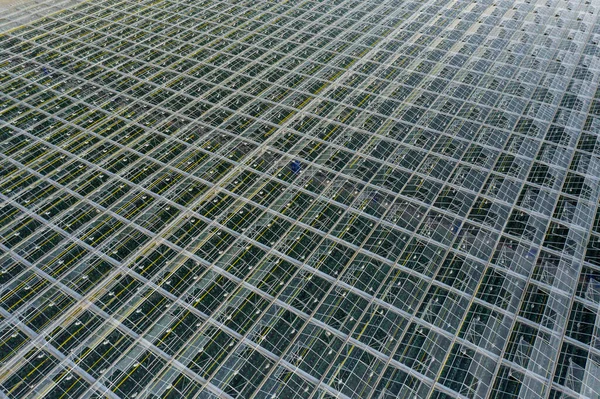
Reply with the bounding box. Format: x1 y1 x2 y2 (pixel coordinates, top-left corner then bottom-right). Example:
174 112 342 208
1 0 600 398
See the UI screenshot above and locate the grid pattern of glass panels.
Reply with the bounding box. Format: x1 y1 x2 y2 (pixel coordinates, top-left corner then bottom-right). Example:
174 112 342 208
1 0 600 398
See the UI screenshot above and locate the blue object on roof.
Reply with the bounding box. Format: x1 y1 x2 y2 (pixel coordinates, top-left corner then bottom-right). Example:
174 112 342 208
290 160 301 174
452 223 460 234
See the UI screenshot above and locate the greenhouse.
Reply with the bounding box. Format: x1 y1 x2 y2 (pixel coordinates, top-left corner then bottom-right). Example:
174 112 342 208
1 0 600 397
